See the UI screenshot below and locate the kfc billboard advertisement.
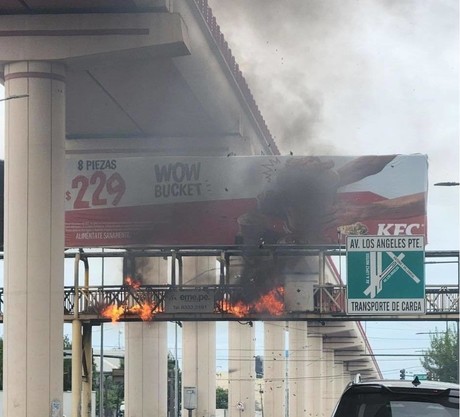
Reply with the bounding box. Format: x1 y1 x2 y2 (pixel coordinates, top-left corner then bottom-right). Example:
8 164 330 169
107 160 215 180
65 154 428 247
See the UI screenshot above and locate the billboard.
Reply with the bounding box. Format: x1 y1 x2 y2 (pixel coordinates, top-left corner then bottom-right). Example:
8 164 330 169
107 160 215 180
65 154 428 247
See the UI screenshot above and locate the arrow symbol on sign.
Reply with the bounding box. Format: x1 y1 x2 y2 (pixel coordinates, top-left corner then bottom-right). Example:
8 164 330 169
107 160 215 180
364 252 405 298
387 251 420 283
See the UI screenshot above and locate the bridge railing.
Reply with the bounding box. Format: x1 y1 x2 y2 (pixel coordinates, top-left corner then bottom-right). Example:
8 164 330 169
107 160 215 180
58 284 459 321
0 248 457 321
0 284 457 322
425 285 459 313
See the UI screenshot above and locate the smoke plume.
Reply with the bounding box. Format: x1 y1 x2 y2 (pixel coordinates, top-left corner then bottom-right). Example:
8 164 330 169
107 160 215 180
208 0 459 171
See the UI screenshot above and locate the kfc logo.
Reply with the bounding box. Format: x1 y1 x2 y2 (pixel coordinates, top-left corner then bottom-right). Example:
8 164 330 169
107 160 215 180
377 223 422 235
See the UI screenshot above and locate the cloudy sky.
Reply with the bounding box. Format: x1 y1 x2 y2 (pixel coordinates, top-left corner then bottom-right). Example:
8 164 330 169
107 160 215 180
208 0 459 244
207 0 459 378
208 0 458 161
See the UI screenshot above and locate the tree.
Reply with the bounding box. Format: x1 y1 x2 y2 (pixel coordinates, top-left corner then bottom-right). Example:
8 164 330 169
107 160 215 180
93 358 124 417
168 352 182 417
102 375 124 417
216 387 228 409
421 326 459 383
63 334 72 391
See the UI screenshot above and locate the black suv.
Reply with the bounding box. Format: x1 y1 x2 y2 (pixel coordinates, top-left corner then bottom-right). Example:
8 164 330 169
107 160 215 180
331 376 459 417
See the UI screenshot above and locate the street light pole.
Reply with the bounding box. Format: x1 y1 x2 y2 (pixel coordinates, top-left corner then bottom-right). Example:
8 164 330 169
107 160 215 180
434 182 460 186
0 94 29 102
434 180 460 376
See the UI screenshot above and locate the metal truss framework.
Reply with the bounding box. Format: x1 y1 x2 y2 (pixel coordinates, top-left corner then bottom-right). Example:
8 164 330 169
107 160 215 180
57 283 459 323
0 247 458 323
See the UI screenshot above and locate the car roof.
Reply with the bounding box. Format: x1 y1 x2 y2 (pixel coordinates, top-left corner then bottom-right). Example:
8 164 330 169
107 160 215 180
350 378 459 391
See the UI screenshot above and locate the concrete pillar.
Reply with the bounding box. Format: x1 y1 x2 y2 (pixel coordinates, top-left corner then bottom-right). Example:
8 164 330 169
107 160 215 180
288 322 308 417
72 320 83 417
263 322 286 417
182 257 216 417
228 323 256 417
333 361 346 405
342 368 352 387
322 349 335 417
183 321 216 417
126 320 168 417
3 61 65 417
125 257 169 417
71 320 93 417
82 324 93 417
305 332 323 417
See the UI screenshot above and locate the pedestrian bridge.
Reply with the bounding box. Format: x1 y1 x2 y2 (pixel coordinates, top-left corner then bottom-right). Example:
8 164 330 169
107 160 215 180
1 247 456 323
60 282 457 323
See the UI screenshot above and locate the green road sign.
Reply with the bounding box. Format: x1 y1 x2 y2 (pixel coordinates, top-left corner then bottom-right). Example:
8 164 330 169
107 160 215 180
415 374 428 380
347 235 425 315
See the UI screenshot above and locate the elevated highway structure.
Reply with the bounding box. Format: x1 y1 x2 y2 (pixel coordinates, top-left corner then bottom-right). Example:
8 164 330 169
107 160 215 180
0 2 457 417
0 1 277 416
45 248 460 323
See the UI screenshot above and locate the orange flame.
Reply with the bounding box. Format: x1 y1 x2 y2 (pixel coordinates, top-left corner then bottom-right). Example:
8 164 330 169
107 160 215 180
225 300 251 318
220 286 285 317
125 275 141 289
101 304 125 323
101 301 164 322
253 287 285 316
102 286 285 322
130 302 163 321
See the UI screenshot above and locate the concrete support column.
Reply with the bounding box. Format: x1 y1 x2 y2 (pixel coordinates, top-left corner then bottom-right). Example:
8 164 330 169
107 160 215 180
125 257 169 417
288 322 308 417
182 322 216 417
72 320 83 417
342 368 352 387
322 349 335 417
182 257 216 417
82 324 93 417
263 322 286 417
228 323 256 417
305 332 323 417
333 361 346 404
3 61 66 417
126 320 168 417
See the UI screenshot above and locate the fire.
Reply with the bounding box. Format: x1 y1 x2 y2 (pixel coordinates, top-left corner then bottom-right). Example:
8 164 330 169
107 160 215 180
102 284 285 322
101 301 164 322
253 287 285 316
220 286 285 317
225 300 251 318
101 274 167 322
125 275 141 289
130 302 163 321
101 304 125 323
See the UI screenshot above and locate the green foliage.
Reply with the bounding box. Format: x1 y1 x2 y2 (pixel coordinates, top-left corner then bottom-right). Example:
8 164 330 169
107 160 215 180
216 386 228 409
97 374 124 416
63 334 72 391
168 352 182 415
421 325 459 383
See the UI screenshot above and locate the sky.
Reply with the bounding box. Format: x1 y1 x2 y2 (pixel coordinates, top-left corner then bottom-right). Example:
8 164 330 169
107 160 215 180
205 0 460 379
0 0 459 382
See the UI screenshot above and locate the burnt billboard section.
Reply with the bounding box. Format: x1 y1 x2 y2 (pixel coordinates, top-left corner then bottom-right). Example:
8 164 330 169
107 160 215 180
65 154 428 248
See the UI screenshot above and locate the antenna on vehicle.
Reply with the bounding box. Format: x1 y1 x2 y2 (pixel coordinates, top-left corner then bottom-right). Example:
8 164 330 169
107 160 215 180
412 376 421 387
